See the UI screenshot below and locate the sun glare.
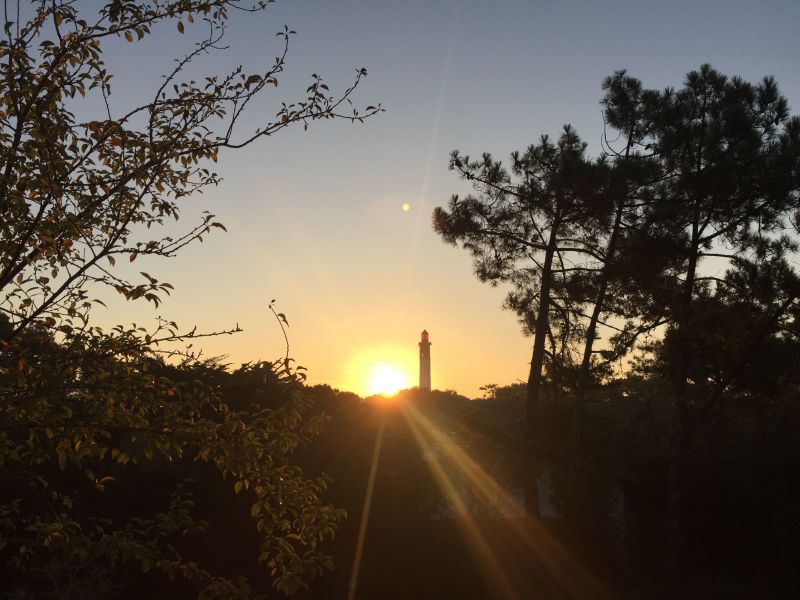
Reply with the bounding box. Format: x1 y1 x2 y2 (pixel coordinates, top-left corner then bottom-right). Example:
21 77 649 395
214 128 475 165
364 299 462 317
366 363 408 396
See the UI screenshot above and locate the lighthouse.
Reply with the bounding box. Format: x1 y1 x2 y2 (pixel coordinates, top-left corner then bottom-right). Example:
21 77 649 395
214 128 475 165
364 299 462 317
419 330 431 390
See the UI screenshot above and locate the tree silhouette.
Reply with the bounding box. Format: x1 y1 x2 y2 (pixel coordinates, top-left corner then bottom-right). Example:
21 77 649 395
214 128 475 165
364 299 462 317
434 127 612 517
603 65 800 572
434 125 666 517
435 67 800 582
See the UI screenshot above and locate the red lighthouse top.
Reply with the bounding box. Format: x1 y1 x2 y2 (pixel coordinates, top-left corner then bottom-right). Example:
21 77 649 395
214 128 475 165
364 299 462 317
420 330 429 342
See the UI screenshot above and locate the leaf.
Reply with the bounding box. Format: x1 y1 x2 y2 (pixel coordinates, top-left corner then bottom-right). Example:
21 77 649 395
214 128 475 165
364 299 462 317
177 21 184 33
250 503 261 517
245 74 262 89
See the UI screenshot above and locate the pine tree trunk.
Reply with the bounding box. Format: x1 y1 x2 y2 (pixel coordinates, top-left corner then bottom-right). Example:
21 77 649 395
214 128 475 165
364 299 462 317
524 220 559 519
573 132 634 477
663 218 700 576
573 198 625 471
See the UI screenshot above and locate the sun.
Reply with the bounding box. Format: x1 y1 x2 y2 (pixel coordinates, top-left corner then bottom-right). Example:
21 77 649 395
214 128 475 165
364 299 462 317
366 363 408 396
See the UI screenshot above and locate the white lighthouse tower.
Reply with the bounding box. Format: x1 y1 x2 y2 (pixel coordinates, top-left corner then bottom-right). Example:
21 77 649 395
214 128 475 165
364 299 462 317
419 330 431 390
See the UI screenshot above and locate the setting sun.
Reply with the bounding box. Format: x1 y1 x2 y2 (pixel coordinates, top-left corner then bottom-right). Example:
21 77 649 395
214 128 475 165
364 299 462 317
366 363 409 396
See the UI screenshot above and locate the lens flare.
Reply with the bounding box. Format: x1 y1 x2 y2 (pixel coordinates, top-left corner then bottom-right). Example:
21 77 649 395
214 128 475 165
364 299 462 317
401 402 613 600
348 420 385 600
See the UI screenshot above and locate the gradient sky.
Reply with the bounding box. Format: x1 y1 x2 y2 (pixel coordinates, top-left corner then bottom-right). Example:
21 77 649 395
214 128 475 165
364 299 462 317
93 0 800 397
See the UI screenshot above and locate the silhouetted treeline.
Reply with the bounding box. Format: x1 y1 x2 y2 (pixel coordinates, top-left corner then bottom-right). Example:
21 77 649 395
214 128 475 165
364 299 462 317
5 330 799 598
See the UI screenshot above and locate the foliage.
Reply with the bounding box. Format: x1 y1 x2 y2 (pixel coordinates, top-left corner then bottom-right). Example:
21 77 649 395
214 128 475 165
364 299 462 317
433 119 665 417
0 0 379 596
1 319 348 596
0 0 379 334
601 65 800 570
435 126 602 353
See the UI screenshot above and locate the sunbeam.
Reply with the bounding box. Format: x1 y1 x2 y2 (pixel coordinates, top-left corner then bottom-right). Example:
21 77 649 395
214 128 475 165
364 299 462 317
403 402 613 600
347 419 386 600
402 404 521 600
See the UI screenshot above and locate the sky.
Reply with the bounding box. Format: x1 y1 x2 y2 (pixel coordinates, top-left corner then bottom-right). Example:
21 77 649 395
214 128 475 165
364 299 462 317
92 0 800 397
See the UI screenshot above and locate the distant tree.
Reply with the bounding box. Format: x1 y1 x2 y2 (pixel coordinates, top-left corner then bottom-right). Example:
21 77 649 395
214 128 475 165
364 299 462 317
0 0 379 595
478 383 498 401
